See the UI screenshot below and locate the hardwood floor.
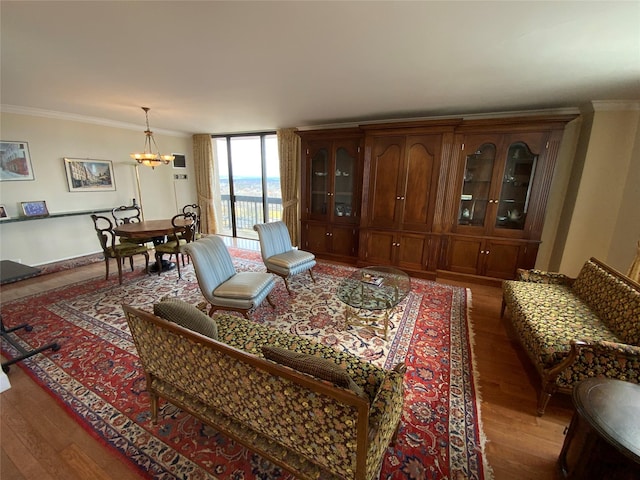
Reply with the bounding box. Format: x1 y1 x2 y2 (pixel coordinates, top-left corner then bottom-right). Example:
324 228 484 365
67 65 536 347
0 247 573 479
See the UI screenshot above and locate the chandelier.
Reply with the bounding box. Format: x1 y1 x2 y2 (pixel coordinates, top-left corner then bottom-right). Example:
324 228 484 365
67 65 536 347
130 107 175 168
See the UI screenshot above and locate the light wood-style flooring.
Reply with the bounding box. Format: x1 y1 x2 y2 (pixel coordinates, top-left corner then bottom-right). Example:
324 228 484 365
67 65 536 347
0 244 573 479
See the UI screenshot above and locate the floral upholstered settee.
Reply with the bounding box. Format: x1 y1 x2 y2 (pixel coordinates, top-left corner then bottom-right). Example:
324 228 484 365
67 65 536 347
123 301 405 480
501 257 640 415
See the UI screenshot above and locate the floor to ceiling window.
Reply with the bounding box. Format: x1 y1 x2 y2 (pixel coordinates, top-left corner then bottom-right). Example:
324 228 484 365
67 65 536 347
213 133 280 240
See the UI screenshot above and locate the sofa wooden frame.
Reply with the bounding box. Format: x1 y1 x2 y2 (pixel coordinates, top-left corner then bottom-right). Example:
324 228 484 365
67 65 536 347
123 305 404 480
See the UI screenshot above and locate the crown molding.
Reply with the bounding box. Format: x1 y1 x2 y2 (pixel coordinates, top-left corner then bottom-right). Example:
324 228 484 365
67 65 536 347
0 104 190 137
586 100 640 113
296 106 581 131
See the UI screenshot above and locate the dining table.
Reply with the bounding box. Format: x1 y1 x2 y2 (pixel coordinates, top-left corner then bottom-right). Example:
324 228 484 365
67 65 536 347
114 218 193 273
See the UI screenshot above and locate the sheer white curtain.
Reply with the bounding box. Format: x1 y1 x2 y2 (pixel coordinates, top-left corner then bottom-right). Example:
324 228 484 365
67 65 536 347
277 128 300 245
192 134 222 234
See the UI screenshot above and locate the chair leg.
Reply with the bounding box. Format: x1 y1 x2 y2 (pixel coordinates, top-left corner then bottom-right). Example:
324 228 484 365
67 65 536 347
155 252 163 275
175 256 182 280
308 269 316 283
143 252 149 274
283 277 292 295
117 257 124 285
129 256 134 272
266 295 275 309
104 257 110 280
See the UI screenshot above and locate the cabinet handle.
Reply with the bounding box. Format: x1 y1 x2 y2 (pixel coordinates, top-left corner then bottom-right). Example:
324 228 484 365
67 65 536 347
480 250 485 254
486 250 490 255
400 196 405 200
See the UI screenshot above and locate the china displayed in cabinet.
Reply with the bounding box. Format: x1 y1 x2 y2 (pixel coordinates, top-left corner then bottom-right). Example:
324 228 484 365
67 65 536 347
456 131 547 237
299 129 363 262
444 120 571 280
298 115 575 282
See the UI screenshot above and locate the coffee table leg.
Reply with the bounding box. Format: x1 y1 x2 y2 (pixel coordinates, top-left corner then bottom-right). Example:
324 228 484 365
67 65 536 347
344 305 352 331
383 309 390 340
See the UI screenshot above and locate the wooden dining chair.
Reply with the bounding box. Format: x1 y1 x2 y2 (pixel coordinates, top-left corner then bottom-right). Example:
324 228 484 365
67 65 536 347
182 204 203 239
111 204 154 246
91 214 149 285
153 212 197 279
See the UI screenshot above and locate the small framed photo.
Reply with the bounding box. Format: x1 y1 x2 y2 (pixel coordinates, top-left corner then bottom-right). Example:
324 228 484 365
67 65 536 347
0 205 9 220
21 200 49 218
64 158 116 192
0 141 35 181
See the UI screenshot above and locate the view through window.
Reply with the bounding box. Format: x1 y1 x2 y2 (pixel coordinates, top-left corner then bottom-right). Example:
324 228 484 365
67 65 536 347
214 133 280 240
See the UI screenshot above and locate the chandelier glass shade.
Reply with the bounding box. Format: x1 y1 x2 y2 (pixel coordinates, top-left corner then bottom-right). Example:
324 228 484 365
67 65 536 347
130 107 174 168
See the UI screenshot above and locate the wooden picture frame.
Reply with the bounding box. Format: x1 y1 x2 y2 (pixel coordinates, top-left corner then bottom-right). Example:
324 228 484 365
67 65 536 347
21 200 49 218
64 158 116 192
0 141 35 181
0 204 9 220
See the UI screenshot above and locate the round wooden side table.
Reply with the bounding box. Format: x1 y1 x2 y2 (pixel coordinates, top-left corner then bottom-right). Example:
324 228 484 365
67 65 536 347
558 378 640 479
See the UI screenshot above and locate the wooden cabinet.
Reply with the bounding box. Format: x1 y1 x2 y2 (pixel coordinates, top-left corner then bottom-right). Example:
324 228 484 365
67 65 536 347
455 131 549 239
363 132 446 232
303 222 359 258
441 117 573 281
299 115 575 282
444 235 538 279
361 230 439 272
299 129 363 263
357 122 458 278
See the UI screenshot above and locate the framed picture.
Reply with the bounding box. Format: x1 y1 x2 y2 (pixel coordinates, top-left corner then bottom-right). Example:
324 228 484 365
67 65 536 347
172 153 186 169
21 200 49 218
64 158 116 192
0 141 35 181
0 204 9 220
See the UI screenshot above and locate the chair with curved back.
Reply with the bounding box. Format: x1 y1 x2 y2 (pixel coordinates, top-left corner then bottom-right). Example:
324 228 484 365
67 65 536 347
112 204 154 246
184 235 276 319
182 204 203 239
153 212 197 279
253 221 316 294
91 214 149 285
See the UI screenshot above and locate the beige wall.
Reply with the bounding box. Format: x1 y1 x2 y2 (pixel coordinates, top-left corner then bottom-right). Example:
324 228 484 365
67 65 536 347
3 104 639 276
555 102 640 277
0 112 194 266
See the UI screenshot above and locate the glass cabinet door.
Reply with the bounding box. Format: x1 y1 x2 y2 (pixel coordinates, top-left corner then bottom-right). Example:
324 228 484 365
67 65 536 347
310 147 330 216
495 142 537 230
334 146 356 218
459 143 496 227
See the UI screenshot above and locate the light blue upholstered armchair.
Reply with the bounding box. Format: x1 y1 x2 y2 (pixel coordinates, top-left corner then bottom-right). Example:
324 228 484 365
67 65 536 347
184 236 276 318
253 221 316 294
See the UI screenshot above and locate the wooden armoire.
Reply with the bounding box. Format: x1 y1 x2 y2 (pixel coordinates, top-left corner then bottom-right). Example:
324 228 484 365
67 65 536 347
298 114 576 283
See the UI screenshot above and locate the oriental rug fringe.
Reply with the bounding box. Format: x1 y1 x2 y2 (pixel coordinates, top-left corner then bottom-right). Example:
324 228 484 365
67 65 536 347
1 248 492 479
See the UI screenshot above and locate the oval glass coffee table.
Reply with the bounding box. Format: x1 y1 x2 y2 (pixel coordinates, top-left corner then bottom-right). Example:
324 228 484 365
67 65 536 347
337 266 411 340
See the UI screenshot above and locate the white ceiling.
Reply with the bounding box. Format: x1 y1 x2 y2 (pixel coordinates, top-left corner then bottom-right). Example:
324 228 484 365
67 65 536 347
1 1 639 136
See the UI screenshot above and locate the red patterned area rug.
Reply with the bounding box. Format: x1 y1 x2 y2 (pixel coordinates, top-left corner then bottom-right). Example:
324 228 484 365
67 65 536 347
1 248 492 480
